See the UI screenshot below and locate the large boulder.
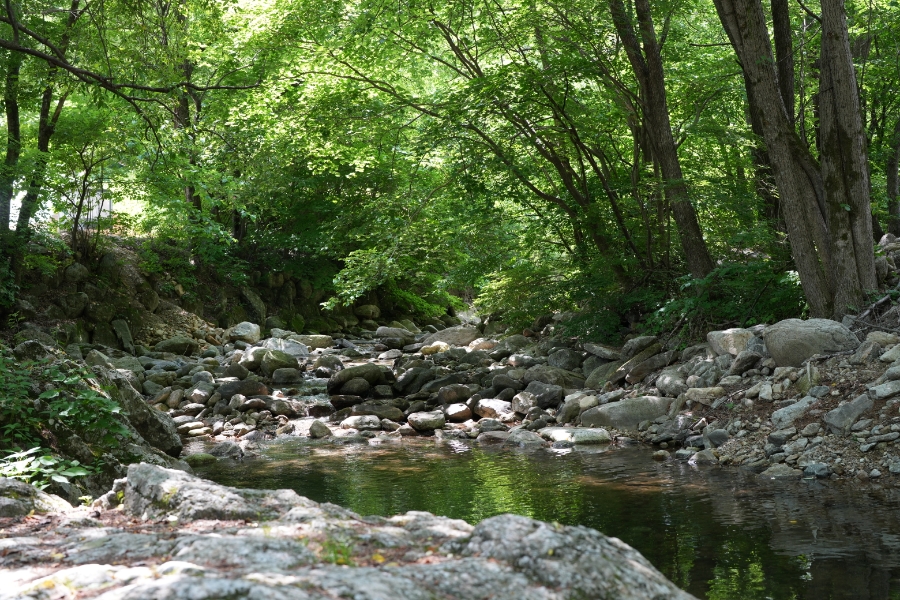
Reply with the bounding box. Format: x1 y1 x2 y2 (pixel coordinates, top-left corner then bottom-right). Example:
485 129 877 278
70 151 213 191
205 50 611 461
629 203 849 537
407 410 446 431
707 328 755 356
547 349 583 371
260 349 300 377
125 463 306 521
228 321 261 344
291 334 334 350
763 318 860 367
422 325 480 347
218 379 269 400
327 363 386 394
523 381 564 409
103 370 182 457
11 465 697 600
154 335 198 356
522 364 585 388
824 393 874 435
580 396 673 430
262 337 309 359
0 477 71 517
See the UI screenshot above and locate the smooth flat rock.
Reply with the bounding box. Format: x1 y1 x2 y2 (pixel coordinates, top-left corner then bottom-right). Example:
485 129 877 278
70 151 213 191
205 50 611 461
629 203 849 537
824 393 874 435
540 427 611 444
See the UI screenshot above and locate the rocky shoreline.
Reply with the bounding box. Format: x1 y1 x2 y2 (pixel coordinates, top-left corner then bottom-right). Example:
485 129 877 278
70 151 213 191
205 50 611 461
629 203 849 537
1 463 696 600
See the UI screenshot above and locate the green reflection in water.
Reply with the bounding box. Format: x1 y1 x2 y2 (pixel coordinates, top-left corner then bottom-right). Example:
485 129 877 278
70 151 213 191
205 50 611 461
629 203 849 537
194 440 896 600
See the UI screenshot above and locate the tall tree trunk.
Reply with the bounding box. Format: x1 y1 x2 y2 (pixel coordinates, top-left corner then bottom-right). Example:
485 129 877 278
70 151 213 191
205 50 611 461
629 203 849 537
818 0 877 312
714 0 833 317
0 52 22 237
887 120 900 237
714 0 877 319
609 0 715 279
771 0 794 124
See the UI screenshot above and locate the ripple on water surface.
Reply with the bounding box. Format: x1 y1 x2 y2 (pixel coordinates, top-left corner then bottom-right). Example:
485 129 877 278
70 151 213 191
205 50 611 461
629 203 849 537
193 439 900 600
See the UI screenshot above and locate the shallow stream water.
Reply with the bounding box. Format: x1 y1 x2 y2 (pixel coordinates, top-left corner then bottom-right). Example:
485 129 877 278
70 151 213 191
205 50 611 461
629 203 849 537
193 438 900 599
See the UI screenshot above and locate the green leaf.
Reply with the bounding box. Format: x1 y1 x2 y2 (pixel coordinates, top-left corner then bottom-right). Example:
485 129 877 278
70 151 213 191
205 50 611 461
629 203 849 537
50 474 70 483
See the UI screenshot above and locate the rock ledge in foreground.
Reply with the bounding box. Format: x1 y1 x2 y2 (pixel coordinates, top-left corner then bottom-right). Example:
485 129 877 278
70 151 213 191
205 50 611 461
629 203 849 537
4 463 697 600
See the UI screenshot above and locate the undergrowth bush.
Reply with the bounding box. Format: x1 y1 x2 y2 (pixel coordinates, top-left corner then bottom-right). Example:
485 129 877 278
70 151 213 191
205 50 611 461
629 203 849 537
0 348 127 489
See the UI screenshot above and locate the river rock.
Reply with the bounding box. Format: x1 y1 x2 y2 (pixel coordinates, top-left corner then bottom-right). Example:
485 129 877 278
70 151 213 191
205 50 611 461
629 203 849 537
437 383 473 405
707 328 755 356
771 396 818 429
103 370 183 457
523 381 563 409
154 335 198 356
422 325 480 347
408 410 446 431
540 427 611 444
422 341 450 355
445 403 472 421
260 349 300 376
291 334 334 350
610 343 663 384
626 351 676 384
760 463 802 479
218 379 269 400
475 399 514 419
868 380 900 401
824 393 874 435
684 387 725 406
728 350 762 376
351 402 405 421
228 322 261 344
548 348 583 370
621 336 658 360
340 377 371 396
327 363 386 393
580 396 673 430
308 420 332 438
504 429 547 447
354 304 380 319
522 364 585 388
583 342 622 360
763 318 859 367
0 478 71 517
125 463 304 521
340 415 382 431
262 337 309 359
655 369 688 397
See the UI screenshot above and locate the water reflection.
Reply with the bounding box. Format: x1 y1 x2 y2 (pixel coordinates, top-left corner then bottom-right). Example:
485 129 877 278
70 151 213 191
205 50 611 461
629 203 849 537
193 439 900 600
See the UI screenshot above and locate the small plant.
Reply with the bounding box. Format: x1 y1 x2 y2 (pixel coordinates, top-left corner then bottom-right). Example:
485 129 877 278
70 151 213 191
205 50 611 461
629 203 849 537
0 447 91 490
320 538 356 566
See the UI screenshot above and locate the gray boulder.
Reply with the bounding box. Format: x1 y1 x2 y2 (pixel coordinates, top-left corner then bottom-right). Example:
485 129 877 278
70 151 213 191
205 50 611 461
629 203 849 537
327 363 386 393
585 361 624 389
103 370 182 457
125 463 306 521
771 396 819 430
824 393 874 435
408 410 446 431
422 325 480 347
504 429 548 447
262 337 309 359
218 379 269 400
581 396 673 430
763 318 860 367
154 335 198 356
228 321 261 344
547 348 583 370
260 349 300 377
707 328 755 356
0 477 71 517
523 381 564 409
621 336 658 360
583 342 622 360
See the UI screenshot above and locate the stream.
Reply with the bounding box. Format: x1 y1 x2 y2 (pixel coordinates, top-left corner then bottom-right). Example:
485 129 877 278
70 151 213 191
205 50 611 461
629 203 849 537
191 438 900 599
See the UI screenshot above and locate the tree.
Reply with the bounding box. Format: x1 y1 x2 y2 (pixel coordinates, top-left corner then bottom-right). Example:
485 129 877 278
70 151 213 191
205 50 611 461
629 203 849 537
714 0 877 319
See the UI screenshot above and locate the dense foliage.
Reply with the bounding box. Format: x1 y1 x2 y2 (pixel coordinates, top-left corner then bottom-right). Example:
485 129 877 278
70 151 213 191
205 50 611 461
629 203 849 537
0 0 896 337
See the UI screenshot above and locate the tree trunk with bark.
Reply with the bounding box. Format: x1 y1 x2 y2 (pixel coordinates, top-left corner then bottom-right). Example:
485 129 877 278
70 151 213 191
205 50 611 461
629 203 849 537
609 0 715 280
713 0 877 319
887 120 900 236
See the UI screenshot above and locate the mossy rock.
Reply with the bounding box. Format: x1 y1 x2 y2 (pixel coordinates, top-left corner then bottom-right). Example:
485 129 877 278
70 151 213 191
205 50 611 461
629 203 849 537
183 453 217 467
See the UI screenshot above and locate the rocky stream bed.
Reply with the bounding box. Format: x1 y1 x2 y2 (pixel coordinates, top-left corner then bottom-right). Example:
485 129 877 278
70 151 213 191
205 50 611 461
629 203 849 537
7 303 900 598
